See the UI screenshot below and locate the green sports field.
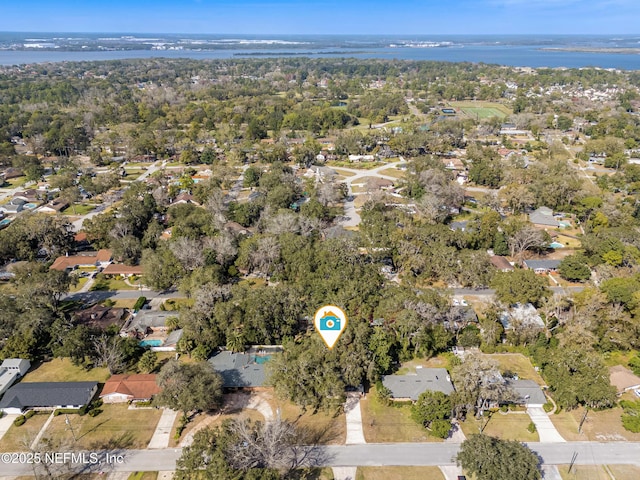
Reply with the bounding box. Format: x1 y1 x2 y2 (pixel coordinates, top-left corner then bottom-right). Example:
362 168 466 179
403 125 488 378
449 101 511 119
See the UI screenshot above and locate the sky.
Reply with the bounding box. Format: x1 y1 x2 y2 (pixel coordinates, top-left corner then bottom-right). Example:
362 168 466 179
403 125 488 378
1 0 639 35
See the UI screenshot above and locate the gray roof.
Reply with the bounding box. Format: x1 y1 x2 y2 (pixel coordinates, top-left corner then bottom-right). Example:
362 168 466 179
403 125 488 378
164 329 183 347
524 259 561 270
0 382 97 410
0 370 20 396
208 351 267 388
1 359 30 371
382 367 454 401
129 311 174 330
449 221 468 231
506 379 546 406
529 212 559 227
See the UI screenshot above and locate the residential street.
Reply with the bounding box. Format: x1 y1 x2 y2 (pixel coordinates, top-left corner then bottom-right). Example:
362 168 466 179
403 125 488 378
1 442 640 476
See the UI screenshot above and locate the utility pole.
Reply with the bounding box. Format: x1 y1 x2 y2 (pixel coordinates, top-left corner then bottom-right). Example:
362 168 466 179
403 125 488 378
65 414 77 442
578 409 589 434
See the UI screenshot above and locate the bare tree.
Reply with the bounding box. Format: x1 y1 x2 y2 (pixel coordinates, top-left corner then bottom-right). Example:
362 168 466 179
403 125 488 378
250 237 281 276
204 234 237 265
508 226 545 260
193 283 232 315
93 335 126 374
170 237 205 271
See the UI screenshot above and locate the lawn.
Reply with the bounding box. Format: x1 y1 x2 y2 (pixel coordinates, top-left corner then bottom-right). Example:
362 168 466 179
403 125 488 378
128 473 158 480
90 274 140 291
377 167 406 179
44 404 162 450
557 465 640 480
460 412 539 442
275 398 346 445
360 386 437 443
356 467 445 480
332 168 358 177
21 358 110 383
61 204 95 215
0 412 51 452
449 101 511 116
484 353 546 385
69 277 88 292
326 161 382 170
550 406 640 442
1 176 29 188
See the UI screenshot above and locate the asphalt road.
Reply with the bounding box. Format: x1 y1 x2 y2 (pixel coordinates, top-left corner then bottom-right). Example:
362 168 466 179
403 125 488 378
1 442 640 476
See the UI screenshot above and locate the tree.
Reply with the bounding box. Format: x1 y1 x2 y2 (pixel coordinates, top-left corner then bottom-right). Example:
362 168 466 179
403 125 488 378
457 434 541 480
558 254 591 282
154 360 223 419
410 390 452 438
92 335 140 374
137 350 158 373
491 269 551 307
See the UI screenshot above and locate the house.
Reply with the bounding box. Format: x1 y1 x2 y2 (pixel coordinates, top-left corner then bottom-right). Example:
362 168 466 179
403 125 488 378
13 189 41 203
529 207 560 227
208 351 269 389
0 198 26 214
39 199 69 214
609 365 640 395
381 367 455 402
0 359 31 397
0 382 98 414
449 221 469 232
505 379 546 407
100 374 162 403
170 193 200 207
73 305 127 330
500 303 544 330
523 259 561 274
490 256 514 272
0 167 24 181
50 249 112 271
101 264 144 277
121 310 174 338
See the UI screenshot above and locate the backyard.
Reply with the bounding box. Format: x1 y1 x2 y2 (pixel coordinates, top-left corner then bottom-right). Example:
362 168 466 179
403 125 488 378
21 358 110 383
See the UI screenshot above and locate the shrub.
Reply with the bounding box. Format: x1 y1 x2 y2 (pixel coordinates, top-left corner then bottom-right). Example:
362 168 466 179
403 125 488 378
88 409 102 417
543 402 554 413
25 410 36 419
430 419 452 439
54 408 80 416
133 296 147 311
374 382 392 405
621 400 640 433
527 421 537 433
500 405 508 413
13 415 26 426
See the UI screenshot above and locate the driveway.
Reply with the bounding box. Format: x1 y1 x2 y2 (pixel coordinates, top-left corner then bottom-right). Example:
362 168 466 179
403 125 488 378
527 406 566 443
344 393 365 444
148 409 179 449
332 466 357 480
0 413 18 441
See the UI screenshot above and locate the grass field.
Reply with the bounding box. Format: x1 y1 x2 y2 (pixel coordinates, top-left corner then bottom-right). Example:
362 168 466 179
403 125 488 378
360 386 438 443
0 412 51 452
550 406 640 442
44 404 162 450
127 473 158 480
276 398 346 445
460 412 539 442
61 204 95 215
356 467 445 480
449 101 511 117
22 358 110 383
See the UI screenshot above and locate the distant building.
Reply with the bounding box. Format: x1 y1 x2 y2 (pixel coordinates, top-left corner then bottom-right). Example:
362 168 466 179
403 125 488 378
490 256 514 272
500 303 544 330
121 310 174 338
101 264 144 277
381 367 455 402
0 359 31 397
529 207 560 227
523 259 561 274
73 305 127 330
50 249 112 271
38 199 69 214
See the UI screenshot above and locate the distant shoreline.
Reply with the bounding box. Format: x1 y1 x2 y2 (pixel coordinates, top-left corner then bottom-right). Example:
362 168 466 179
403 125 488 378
541 47 640 55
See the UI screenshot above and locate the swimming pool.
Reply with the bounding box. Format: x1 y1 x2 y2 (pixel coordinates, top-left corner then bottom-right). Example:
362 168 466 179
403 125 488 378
24 203 38 209
549 241 565 249
0 218 11 227
139 339 163 347
251 355 272 364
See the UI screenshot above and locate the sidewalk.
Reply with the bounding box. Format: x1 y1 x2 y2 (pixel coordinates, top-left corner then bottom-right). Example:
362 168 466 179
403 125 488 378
30 411 55 449
332 467 357 480
439 465 465 479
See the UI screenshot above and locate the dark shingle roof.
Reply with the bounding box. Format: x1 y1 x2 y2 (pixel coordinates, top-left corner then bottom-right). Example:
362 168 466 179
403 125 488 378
0 382 97 410
506 379 546 406
382 367 454 401
208 352 267 388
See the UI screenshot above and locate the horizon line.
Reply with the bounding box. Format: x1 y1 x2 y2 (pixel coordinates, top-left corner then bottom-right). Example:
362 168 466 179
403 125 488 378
1 31 639 36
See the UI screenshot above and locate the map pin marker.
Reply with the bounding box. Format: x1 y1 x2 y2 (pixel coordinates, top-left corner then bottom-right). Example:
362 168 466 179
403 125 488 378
314 305 348 349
